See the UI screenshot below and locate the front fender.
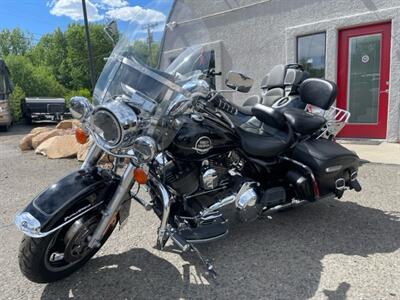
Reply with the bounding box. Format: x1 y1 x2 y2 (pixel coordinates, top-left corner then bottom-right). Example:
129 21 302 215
15 168 119 237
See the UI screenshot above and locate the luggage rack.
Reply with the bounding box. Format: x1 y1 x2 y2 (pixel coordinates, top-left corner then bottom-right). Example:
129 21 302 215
307 105 351 139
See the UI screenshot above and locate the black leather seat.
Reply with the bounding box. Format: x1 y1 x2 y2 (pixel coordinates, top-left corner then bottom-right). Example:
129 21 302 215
292 139 359 173
237 105 292 158
238 119 289 158
283 107 326 135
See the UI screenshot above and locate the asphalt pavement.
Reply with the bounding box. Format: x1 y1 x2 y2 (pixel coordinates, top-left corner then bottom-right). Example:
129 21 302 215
0 125 399 299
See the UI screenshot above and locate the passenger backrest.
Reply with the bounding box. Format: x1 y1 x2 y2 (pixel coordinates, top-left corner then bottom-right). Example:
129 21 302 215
299 78 337 110
284 68 304 96
261 64 287 106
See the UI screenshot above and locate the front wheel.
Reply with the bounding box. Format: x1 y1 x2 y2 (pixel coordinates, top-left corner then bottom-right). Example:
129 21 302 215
18 214 117 283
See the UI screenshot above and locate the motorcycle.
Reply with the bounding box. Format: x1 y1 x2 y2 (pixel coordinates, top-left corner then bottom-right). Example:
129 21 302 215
14 1 362 283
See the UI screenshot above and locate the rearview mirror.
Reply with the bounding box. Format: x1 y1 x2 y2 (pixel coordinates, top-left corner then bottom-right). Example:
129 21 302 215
225 71 254 93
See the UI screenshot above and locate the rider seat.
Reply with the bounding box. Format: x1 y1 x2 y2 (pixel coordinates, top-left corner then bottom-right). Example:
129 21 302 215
238 104 292 158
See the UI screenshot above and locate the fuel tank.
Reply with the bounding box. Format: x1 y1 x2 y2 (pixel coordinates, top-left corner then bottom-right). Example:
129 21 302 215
168 114 238 160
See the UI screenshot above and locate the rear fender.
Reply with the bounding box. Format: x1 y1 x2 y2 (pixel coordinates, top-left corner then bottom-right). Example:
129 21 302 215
15 168 120 237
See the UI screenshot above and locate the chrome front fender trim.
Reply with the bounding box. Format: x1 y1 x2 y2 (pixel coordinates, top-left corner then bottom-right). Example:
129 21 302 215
15 202 103 238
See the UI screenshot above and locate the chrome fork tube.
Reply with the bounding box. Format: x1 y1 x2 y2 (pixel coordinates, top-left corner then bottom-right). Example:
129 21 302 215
81 144 103 170
150 178 171 248
88 162 135 248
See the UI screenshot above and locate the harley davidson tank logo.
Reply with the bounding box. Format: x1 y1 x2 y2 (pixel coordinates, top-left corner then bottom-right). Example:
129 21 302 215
193 136 212 154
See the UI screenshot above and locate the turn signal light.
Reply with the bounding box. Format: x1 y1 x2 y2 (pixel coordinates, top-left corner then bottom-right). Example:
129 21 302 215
75 127 88 144
133 168 148 184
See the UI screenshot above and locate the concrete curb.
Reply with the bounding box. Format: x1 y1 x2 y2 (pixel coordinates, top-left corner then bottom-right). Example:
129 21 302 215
339 141 400 165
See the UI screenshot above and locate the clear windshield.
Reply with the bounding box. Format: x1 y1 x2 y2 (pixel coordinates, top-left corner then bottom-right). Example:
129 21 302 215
93 1 212 149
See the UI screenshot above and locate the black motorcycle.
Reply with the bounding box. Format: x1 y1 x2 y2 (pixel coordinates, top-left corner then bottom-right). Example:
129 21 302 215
14 8 361 283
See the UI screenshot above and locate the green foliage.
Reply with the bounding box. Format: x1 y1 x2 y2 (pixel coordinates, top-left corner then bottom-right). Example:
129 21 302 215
4 55 66 97
9 85 25 121
64 88 92 107
0 28 32 56
130 40 160 68
0 25 160 101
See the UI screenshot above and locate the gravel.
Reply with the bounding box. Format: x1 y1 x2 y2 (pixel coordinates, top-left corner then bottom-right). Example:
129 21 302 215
0 125 399 299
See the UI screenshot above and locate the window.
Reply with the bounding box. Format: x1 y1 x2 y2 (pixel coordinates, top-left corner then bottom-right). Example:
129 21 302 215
297 32 326 78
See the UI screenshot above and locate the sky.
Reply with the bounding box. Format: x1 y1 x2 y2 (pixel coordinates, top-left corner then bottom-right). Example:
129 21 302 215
0 0 173 42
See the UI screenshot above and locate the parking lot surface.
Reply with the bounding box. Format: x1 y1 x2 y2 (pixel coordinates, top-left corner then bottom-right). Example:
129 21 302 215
1 125 399 299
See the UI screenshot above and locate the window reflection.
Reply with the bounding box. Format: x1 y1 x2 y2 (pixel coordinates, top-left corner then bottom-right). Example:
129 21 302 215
297 33 326 78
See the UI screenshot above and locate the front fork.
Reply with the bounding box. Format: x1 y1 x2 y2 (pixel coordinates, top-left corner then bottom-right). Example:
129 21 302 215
83 145 215 274
83 144 172 249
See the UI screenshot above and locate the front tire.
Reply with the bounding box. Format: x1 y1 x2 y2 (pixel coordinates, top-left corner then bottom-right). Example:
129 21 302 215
18 214 117 283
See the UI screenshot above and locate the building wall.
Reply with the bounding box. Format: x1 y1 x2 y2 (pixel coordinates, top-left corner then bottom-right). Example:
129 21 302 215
162 0 400 141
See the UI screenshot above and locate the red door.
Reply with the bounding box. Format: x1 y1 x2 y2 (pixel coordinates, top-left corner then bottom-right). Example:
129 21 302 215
337 22 391 139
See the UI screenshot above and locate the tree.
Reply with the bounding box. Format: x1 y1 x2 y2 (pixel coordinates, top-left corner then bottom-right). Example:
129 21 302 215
62 23 114 90
26 24 114 92
28 28 68 84
5 55 66 97
64 88 92 107
130 40 160 68
9 85 25 121
0 28 32 57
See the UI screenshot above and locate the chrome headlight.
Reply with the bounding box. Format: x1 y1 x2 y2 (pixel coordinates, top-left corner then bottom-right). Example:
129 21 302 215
91 100 138 149
70 96 93 121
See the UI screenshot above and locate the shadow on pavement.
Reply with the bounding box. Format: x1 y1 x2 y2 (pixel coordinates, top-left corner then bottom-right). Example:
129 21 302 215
41 199 400 299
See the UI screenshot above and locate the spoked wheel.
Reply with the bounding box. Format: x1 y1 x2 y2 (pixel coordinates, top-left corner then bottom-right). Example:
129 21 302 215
18 213 117 283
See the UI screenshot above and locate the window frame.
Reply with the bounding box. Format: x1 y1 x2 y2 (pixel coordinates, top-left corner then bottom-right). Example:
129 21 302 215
296 31 327 78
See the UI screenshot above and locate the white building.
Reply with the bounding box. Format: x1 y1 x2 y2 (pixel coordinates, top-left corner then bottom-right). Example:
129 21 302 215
161 0 400 142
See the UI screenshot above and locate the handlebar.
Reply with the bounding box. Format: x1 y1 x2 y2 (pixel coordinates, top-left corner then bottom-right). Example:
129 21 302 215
209 94 237 115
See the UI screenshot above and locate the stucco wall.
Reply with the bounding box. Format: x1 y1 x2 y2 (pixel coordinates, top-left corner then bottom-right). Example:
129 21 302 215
163 0 400 141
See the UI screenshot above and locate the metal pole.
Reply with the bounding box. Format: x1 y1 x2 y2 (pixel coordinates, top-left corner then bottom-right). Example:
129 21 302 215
82 0 96 90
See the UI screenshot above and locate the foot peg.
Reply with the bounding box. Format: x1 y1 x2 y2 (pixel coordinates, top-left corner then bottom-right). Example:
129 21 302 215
170 232 190 252
350 179 362 192
169 230 217 277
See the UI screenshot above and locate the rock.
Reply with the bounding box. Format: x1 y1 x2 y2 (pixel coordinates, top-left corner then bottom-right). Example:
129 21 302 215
77 139 93 161
99 153 113 164
19 133 37 151
31 129 65 149
35 135 80 159
19 127 54 151
30 127 52 135
56 119 80 130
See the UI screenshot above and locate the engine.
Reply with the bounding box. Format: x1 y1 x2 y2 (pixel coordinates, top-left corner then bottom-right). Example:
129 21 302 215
154 152 236 195
153 151 258 220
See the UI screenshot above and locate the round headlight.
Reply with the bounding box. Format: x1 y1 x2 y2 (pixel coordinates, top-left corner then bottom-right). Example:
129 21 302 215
92 110 121 146
90 100 138 149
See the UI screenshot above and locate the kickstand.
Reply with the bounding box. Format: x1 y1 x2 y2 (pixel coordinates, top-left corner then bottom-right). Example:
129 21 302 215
189 243 217 279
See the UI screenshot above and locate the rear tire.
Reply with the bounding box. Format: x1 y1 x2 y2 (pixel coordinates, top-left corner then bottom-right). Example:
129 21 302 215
18 215 116 283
